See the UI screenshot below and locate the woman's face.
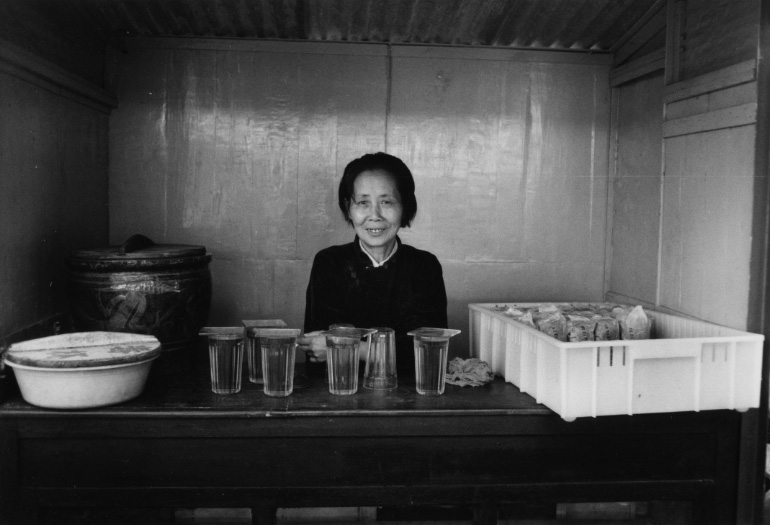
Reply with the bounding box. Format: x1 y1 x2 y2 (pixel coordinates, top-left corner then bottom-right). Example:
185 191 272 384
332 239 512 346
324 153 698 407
348 170 403 258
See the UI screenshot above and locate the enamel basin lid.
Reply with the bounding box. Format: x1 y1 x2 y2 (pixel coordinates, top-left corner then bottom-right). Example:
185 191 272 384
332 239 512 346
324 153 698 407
4 332 162 369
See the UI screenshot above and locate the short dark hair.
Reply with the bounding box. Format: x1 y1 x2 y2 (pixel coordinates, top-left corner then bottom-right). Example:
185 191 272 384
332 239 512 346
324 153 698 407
338 152 417 228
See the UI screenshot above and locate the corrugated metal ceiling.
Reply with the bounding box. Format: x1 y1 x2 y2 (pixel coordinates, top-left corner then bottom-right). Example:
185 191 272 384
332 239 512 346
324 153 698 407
67 0 662 53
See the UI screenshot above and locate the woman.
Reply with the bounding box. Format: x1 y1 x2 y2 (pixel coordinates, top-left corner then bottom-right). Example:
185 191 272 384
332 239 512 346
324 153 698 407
302 152 448 375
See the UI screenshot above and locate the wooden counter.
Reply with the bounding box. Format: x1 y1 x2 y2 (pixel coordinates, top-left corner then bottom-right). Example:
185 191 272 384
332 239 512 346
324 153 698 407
0 343 756 524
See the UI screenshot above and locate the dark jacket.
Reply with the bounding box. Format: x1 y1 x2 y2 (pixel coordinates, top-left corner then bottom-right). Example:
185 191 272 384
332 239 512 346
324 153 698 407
304 236 448 374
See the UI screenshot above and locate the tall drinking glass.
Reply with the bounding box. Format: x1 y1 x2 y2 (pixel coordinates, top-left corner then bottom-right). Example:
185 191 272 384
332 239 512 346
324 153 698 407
243 319 287 384
200 327 245 395
363 327 397 390
323 327 376 395
254 328 301 397
408 328 461 396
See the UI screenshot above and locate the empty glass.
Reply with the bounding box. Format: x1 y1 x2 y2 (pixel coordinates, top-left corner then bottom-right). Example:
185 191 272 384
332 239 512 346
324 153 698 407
200 327 245 395
243 319 287 384
363 327 397 390
408 328 461 396
253 328 301 397
323 327 376 395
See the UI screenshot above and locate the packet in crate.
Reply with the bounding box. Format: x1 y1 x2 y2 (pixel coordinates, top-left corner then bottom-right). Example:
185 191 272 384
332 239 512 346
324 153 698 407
592 315 620 341
499 302 651 342
566 315 595 342
612 305 654 340
535 311 567 341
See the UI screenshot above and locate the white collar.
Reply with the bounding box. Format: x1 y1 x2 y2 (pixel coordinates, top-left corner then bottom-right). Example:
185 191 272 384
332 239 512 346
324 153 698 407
359 239 398 268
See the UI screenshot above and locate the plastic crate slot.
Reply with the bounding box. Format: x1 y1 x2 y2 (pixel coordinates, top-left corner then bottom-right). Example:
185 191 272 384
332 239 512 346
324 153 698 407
596 346 627 367
728 341 737 409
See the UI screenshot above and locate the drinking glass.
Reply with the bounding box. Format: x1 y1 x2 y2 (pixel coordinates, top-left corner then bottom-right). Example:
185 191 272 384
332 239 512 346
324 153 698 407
363 327 397 390
243 319 287 384
323 327 376 395
306 323 355 381
200 327 245 395
408 328 461 395
255 328 301 397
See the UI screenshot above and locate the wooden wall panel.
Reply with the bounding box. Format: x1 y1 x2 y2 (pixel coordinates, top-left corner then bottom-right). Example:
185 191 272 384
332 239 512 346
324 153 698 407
660 127 755 329
654 51 760 331
110 40 387 329
109 39 611 350
0 73 108 337
388 50 611 344
109 47 172 245
274 260 314 329
679 0 757 81
611 32 760 333
607 71 664 305
0 1 112 342
293 50 388 260
667 0 758 85
387 56 531 263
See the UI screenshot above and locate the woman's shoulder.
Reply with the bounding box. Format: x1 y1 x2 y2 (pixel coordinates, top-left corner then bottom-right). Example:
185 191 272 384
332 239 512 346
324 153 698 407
398 243 441 266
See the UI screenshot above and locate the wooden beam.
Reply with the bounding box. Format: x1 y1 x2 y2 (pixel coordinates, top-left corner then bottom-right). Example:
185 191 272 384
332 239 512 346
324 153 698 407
662 102 757 138
610 48 665 87
664 60 757 104
0 39 117 111
665 0 686 85
126 36 614 66
743 0 770 519
612 0 667 67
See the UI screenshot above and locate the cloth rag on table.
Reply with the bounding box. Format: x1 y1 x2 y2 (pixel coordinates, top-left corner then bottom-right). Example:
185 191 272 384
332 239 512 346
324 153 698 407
445 357 494 387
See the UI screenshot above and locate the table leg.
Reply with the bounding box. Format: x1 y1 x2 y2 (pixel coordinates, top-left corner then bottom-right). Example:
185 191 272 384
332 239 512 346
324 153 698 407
251 506 277 525
691 493 733 525
473 500 498 525
0 418 23 524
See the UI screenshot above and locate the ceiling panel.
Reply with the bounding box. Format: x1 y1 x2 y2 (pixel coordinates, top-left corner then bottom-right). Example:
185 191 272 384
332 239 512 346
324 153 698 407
59 0 662 53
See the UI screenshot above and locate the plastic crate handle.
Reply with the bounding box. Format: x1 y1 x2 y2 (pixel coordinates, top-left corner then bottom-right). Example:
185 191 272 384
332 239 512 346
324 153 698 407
626 341 705 416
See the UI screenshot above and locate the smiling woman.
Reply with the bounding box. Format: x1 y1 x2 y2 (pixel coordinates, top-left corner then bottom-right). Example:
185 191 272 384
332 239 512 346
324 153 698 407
347 169 404 264
302 152 448 375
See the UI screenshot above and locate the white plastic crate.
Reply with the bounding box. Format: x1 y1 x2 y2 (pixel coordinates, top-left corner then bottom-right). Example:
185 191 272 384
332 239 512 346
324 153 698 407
469 303 764 421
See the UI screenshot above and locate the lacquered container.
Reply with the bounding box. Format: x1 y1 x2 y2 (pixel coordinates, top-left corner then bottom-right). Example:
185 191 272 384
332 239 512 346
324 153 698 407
67 234 212 350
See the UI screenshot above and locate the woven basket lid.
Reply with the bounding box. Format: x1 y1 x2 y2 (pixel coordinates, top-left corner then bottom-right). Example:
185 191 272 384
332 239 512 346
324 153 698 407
5 332 162 369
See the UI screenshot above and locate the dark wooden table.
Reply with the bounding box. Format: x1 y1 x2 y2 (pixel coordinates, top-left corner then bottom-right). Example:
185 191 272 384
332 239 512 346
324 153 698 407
0 342 759 524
